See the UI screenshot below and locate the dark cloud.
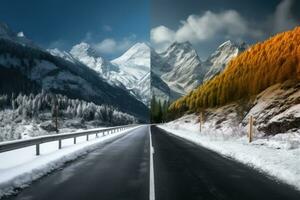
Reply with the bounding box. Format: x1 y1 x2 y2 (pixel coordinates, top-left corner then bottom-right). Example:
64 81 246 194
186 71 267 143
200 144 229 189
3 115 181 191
151 0 300 59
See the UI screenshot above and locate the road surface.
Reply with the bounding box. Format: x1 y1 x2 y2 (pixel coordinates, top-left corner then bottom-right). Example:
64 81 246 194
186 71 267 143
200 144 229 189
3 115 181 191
151 126 300 200
4 125 300 200
6 126 150 200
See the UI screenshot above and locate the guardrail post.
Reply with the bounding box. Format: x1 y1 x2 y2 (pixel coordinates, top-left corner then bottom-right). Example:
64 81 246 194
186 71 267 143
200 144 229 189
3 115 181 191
87 134 89 141
248 115 254 143
199 112 204 133
96 133 98 138
58 140 62 149
36 144 40 156
74 137 77 144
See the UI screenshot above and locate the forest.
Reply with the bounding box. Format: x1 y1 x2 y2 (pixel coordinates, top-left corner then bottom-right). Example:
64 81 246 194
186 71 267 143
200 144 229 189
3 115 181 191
150 96 170 123
0 90 137 141
169 26 300 117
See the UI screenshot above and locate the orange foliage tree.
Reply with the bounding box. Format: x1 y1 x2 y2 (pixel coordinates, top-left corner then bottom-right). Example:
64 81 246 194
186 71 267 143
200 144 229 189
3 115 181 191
169 26 300 116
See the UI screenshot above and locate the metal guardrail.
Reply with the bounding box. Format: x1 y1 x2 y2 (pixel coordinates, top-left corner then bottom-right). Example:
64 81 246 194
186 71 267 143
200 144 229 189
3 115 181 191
0 124 137 155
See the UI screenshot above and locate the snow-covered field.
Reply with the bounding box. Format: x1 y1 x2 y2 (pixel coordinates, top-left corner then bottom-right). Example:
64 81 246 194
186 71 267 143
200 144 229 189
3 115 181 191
0 126 140 198
158 114 300 191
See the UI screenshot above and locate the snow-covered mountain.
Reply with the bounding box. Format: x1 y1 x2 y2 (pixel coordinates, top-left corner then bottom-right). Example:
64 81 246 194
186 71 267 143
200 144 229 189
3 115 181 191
70 42 119 76
48 48 79 64
151 41 247 102
159 42 207 95
151 41 207 101
0 22 149 121
0 22 38 49
203 40 248 82
112 42 150 80
68 42 151 106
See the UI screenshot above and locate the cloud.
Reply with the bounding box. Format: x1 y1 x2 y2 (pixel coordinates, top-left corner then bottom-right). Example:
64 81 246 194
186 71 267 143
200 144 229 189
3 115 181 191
94 38 117 53
272 0 297 33
176 10 249 42
93 34 136 54
150 26 175 51
151 10 261 51
150 26 175 44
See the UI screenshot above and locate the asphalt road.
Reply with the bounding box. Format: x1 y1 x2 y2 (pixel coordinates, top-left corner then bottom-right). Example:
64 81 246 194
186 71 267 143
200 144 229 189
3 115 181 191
151 126 300 200
4 125 300 200
6 126 150 200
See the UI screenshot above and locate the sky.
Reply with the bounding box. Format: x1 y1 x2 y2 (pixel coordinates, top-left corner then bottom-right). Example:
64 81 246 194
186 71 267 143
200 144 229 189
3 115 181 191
151 0 300 59
1 0 299 60
0 0 149 59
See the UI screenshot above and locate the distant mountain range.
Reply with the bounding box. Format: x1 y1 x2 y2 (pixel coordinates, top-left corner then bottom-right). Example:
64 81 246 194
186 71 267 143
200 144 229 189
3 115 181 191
49 42 151 106
151 40 248 102
0 22 149 121
0 20 249 119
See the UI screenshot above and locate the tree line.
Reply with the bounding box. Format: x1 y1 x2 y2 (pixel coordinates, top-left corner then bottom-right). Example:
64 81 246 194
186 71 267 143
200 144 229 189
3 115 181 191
0 90 137 125
150 96 170 123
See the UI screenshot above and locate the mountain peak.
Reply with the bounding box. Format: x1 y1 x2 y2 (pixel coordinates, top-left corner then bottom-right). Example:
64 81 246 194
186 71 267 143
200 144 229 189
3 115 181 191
129 42 149 51
218 40 233 48
0 22 13 37
217 40 248 52
203 40 248 82
162 41 198 62
70 42 102 59
111 42 150 69
167 41 193 52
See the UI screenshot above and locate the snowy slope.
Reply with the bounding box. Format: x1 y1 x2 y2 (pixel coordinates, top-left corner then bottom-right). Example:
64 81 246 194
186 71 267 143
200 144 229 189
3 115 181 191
0 23 149 121
203 40 248 82
159 42 207 95
111 42 150 80
48 48 79 64
0 22 39 49
111 43 150 106
70 42 151 106
151 41 247 102
151 42 207 101
158 81 300 191
159 114 300 191
70 42 119 76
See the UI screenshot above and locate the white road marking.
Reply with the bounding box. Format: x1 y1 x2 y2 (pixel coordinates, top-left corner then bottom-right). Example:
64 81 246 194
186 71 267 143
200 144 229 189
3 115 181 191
149 126 155 200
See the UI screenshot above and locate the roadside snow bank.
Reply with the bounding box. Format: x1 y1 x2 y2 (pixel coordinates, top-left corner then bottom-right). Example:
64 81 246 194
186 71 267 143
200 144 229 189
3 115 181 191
0 126 140 198
158 115 300 190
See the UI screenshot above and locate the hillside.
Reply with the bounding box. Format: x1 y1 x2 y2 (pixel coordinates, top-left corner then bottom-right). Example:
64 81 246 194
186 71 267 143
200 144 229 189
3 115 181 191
68 42 151 106
151 41 246 102
0 39 148 121
170 27 300 115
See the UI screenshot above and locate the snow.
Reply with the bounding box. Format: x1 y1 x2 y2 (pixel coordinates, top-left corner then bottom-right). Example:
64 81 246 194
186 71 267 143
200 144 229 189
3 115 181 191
111 42 150 74
203 40 247 82
48 48 78 64
243 82 300 134
158 114 300 191
17 32 24 38
0 126 141 198
69 42 150 106
270 104 300 123
0 22 38 49
151 40 248 101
